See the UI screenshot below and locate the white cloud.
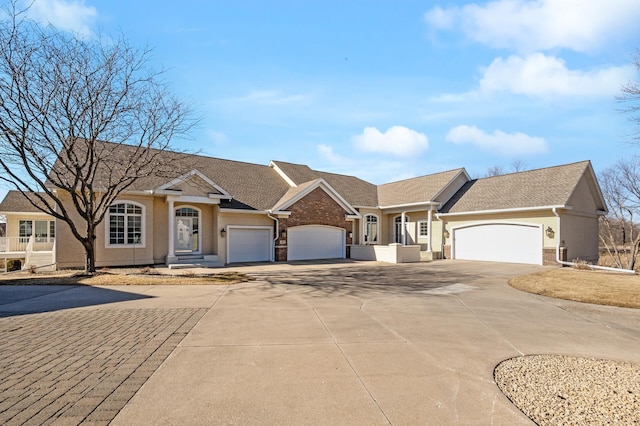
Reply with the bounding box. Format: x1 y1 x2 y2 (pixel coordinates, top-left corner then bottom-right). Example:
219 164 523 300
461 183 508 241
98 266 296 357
446 125 547 156
25 0 97 36
207 130 228 145
425 0 640 53
353 126 429 157
479 53 634 97
317 144 348 165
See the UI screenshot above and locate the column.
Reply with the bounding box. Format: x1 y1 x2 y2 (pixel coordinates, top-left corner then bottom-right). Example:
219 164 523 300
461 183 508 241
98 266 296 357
401 211 406 245
167 199 175 259
427 209 433 252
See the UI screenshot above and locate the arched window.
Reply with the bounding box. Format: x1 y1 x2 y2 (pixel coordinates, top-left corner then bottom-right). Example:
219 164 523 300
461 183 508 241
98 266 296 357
107 202 144 247
394 215 410 244
363 214 378 244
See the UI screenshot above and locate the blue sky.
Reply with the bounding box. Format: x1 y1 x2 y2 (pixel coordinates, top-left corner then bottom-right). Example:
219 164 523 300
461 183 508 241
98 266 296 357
2 0 640 205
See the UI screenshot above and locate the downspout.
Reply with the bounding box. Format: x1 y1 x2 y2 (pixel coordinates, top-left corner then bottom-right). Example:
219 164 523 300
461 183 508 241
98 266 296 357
267 211 279 262
552 207 635 274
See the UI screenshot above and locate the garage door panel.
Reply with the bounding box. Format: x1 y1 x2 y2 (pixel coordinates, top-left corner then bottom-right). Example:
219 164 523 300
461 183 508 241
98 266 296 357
288 226 344 261
228 228 271 263
453 223 542 265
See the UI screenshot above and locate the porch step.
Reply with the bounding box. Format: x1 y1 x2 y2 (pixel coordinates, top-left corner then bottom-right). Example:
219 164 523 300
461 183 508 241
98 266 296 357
167 254 223 269
167 261 225 270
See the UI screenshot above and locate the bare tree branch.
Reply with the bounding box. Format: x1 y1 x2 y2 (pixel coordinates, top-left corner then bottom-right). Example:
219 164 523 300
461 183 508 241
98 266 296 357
0 2 197 272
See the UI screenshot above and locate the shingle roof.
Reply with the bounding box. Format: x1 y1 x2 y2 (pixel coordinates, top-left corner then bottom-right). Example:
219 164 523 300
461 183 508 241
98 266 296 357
440 161 592 213
0 191 53 213
48 141 292 211
271 161 379 207
377 169 465 207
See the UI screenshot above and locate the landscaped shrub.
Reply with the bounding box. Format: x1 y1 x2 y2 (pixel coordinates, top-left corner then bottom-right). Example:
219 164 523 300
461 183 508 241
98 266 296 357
7 259 22 272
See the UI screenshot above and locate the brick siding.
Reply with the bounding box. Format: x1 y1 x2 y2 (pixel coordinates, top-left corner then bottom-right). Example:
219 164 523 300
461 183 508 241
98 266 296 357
275 187 352 262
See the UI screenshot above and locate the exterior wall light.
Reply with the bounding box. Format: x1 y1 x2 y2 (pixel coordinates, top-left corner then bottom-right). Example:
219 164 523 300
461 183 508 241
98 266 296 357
443 230 450 239
280 229 286 238
546 226 555 239
348 231 353 239
220 228 226 237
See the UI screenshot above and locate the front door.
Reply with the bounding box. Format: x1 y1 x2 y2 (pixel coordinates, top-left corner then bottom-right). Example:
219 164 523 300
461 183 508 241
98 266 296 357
175 218 193 253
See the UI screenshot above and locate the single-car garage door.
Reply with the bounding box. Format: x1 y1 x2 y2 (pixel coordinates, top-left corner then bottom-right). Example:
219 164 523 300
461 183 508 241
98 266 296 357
227 227 272 263
288 226 345 261
453 223 542 265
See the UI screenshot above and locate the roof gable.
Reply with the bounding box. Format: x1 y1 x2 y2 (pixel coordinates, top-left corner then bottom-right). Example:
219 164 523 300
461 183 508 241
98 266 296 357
271 178 359 216
440 161 598 214
377 168 469 208
0 191 54 214
270 161 378 207
157 170 232 198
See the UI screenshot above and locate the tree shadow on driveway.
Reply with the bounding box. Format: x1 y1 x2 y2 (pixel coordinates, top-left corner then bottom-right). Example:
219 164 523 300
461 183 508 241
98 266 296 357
251 263 478 300
0 285 152 317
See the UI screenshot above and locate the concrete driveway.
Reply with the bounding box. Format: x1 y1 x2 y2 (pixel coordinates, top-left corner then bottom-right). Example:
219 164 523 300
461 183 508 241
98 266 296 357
2 260 639 425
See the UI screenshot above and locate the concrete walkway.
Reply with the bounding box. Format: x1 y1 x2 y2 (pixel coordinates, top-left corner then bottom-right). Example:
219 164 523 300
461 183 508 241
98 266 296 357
1 260 639 425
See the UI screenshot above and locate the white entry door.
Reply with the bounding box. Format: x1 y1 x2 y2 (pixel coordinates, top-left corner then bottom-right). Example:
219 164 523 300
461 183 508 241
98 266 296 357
175 218 193 253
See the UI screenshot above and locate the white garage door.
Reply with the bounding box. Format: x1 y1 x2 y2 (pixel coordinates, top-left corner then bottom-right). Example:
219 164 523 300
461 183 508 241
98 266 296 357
288 226 345 261
227 227 272 263
453 223 542 265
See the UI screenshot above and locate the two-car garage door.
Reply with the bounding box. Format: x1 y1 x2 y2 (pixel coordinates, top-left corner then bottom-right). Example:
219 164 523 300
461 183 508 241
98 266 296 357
452 223 543 265
287 226 345 261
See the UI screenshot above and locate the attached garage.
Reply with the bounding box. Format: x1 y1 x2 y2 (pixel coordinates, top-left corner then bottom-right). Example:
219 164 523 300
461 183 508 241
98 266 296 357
287 225 345 261
452 223 543 265
227 227 272 263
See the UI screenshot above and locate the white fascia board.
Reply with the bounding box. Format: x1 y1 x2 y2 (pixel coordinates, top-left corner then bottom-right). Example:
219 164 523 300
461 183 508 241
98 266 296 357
379 201 440 210
431 169 471 203
269 161 297 187
267 210 292 218
437 205 570 217
3 211 53 217
219 208 270 215
208 193 233 200
345 214 361 220
166 194 221 205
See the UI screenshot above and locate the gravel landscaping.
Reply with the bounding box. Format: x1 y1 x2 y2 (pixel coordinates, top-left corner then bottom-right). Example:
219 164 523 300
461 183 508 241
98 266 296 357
494 354 640 425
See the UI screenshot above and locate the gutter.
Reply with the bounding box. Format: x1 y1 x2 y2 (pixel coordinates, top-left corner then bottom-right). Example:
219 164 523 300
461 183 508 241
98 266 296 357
552 207 635 274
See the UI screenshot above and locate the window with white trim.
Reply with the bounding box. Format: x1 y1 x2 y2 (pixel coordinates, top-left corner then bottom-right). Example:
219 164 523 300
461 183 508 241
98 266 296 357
108 202 143 246
19 219 55 243
363 214 378 244
418 220 429 238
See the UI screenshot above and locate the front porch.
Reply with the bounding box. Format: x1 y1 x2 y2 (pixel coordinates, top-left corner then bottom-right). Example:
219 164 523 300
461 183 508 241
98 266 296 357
0 236 56 271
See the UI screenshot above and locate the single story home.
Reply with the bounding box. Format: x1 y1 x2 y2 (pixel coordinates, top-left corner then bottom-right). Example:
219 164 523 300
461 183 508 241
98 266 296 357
0 142 607 270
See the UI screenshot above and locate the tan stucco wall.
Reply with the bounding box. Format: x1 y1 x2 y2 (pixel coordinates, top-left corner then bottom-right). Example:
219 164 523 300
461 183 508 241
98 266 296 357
567 174 599 213
218 212 274 264
560 212 599 262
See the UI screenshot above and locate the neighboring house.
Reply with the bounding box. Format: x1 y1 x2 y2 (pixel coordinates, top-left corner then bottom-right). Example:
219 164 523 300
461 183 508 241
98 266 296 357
0 191 56 271
0 142 606 270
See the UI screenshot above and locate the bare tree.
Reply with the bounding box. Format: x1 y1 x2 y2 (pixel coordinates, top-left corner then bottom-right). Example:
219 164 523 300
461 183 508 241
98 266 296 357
0 2 196 272
619 49 640 143
598 156 640 270
485 160 527 177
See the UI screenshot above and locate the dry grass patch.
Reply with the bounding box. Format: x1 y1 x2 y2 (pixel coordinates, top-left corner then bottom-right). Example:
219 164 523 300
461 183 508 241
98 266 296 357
509 268 640 309
0 270 254 286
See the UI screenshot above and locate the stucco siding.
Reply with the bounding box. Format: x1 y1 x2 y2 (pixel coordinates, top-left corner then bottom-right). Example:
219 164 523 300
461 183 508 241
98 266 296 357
218 212 274 264
560 212 599 262
567 175 598 213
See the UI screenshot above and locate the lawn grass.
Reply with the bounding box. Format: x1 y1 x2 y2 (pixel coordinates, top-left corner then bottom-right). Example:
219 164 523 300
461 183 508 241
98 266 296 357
0 270 255 286
509 268 640 309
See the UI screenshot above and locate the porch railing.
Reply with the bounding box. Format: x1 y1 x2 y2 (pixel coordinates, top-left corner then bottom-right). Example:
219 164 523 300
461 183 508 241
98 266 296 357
0 236 55 253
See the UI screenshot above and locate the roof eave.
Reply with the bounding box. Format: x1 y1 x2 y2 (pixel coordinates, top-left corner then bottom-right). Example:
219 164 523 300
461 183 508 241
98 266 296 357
437 205 571 217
